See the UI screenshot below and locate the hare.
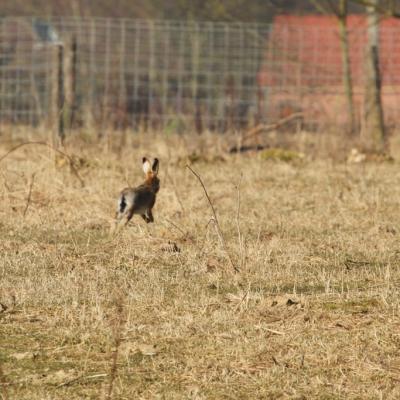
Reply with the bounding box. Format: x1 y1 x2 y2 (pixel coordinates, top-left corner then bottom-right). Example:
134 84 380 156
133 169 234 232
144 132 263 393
115 157 160 229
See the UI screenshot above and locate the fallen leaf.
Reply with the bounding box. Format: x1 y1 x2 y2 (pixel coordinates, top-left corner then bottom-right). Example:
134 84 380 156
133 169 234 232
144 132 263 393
286 298 299 306
335 322 351 330
44 369 76 385
206 257 222 272
161 241 181 253
138 344 158 356
269 295 304 308
225 293 243 303
11 351 38 361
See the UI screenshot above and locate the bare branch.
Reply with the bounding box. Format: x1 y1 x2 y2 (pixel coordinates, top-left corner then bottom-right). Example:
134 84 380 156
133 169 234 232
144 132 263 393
240 112 304 144
235 174 245 270
349 0 400 17
0 362 9 400
187 164 239 273
0 141 85 187
309 0 340 16
23 172 36 218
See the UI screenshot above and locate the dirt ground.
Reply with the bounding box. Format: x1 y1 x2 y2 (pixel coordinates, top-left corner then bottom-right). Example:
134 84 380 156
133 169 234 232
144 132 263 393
1 131 400 399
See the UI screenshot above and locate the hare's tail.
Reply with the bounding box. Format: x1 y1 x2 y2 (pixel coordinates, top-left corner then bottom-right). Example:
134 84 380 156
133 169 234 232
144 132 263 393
111 193 129 235
118 193 127 214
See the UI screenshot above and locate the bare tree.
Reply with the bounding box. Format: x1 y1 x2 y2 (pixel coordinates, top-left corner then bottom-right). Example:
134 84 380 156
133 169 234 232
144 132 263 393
310 0 389 150
309 0 356 133
349 0 400 17
363 0 385 152
338 0 356 134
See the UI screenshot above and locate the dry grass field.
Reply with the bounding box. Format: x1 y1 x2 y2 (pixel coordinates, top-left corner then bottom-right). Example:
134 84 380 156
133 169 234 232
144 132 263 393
1 129 400 399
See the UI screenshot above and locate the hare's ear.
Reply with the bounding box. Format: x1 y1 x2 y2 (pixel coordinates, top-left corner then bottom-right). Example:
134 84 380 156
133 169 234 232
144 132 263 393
152 158 159 174
142 157 152 174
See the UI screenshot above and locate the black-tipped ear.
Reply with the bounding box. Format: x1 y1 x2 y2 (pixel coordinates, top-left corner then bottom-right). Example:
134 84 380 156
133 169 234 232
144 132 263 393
152 158 159 173
142 157 151 174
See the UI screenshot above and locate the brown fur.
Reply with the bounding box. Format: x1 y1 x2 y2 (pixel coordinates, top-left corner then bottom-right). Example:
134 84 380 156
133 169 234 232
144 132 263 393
114 157 160 229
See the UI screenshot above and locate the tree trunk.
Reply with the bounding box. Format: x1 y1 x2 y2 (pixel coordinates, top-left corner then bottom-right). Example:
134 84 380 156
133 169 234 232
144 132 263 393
338 0 356 134
364 0 385 152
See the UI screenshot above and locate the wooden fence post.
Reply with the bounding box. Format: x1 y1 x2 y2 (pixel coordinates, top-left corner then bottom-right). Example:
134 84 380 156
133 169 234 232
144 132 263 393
52 43 65 144
364 0 385 152
63 37 78 129
64 36 77 131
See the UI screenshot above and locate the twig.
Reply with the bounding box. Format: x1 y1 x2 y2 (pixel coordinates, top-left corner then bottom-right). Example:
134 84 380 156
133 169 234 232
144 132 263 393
103 296 126 400
265 328 285 336
164 219 198 248
23 172 36 218
172 183 185 215
187 165 239 273
1 172 11 192
197 217 217 261
240 112 304 143
58 373 107 388
234 287 250 312
235 174 245 269
0 362 9 400
350 0 400 18
0 141 85 187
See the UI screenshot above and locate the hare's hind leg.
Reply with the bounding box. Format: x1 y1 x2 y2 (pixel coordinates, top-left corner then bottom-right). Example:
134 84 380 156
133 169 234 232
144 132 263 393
112 207 134 234
112 210 125 234
125 207 135 225
140 212 152 223
112 194 133 233
145 209 154 223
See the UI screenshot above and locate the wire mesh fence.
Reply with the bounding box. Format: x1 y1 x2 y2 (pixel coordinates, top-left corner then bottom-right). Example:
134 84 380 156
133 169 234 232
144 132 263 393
0 16 400 133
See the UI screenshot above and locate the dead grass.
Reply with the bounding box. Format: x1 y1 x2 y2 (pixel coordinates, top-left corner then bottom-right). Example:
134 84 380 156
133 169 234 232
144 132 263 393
1 129 400 399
